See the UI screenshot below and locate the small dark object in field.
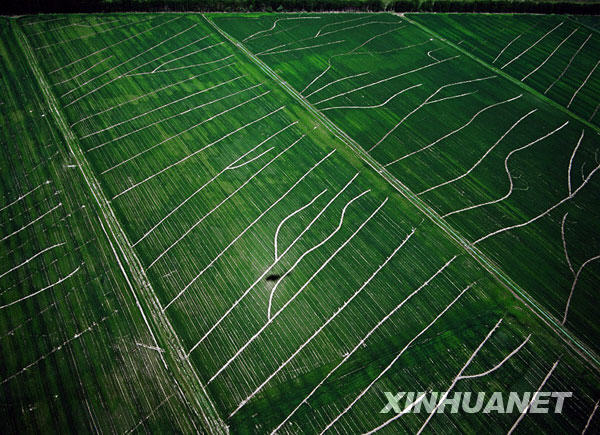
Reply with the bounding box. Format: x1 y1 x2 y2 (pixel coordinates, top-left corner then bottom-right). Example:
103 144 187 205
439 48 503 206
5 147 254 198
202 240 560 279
266 274 281 282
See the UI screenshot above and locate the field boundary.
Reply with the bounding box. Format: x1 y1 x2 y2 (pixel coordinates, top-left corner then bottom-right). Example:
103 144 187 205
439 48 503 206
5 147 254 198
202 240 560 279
13 21 228 434
203 13 600 372
404 14 600 133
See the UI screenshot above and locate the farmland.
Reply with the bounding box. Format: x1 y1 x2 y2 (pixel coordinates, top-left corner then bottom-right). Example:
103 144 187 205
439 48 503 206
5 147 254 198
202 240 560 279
215 12 600 356
0 18 205 433
0 11 598 433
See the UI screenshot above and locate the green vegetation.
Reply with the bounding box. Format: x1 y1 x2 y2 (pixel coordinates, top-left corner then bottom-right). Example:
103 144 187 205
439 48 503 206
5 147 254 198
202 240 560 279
216 12 600 357
0 11 598 433
0 18 202 433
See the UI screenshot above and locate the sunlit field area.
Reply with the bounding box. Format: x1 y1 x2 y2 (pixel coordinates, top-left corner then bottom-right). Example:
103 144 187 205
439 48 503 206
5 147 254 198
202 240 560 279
0 11 598 433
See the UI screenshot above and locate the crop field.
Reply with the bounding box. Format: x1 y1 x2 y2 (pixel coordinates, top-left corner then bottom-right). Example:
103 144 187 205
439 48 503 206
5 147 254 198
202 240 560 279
0 19 202 433
214 12 600 357
0 11 598 434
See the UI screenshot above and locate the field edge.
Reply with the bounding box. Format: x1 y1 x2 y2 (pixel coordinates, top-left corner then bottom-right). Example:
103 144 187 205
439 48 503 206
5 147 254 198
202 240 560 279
11 18 229 434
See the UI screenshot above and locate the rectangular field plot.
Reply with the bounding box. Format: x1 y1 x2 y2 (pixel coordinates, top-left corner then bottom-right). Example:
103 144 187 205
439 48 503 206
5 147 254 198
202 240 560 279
213 13 600 359
5 12 600 433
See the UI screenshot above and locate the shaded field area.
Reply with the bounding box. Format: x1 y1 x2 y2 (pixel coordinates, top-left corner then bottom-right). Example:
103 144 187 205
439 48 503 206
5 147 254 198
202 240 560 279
214 12 600 358
0 18 203 433
1 11 599 433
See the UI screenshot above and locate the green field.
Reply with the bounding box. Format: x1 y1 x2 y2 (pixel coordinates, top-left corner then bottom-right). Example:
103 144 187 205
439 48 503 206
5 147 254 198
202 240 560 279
214 12 600 356
0 12 599 433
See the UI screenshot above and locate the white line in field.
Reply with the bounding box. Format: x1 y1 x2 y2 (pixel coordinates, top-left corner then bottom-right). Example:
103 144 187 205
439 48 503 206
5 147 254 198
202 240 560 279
567 59 600 108
70 63 236 128
243 16 320 42
152 42 225 73
301 60 334 94
249 33 320 56
35 18 155 50
126 54 235 76
416 318 504 434
501 22 564 70
385 95 522 167
314 15 371 38
473 148 600 246
317 21 397 39
102 89 268 173
135 342 165 352
522 28 578 82
0 180 50 212
365 39 433 56
73 19 121 29
563 254 600 324
321 84 422 111
0 264 81 310
62 23 199 104
257 39 304 56
273 264 462 434
507 360 560 434
82 75 246 141
147 134 303 270
259 40 345 57
545 33 592 95
318 258 462 434
267 189 371 320
418 109 537 196
443 116 572 218
427 46 445 61
300 27 407 96
187 172 356 354
129 146 229 245
133 121 296 246
314 56 459 106
589 103 600 122
427 91 477 105
48 16 180 75
231 229 415 418
152 41 222 72
0 310 113 386
274 189 327 261
226 147 273 169
164 149 334 311
582 400 600 434
493 33 522 64
247 22 305 43
0 243 66 281
459 334 530 380
0 303 57 342
371 76 495 152
25 17 66 26
0 202 63 242
113 105 284 201
363 392 429 435
561 213 575 275
30 19 120 37
569 129 585 195
124 394 175 435
123 36 211 76
205 198 388 384
305 71 370 99
52 56 114 87
359 25 408 49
